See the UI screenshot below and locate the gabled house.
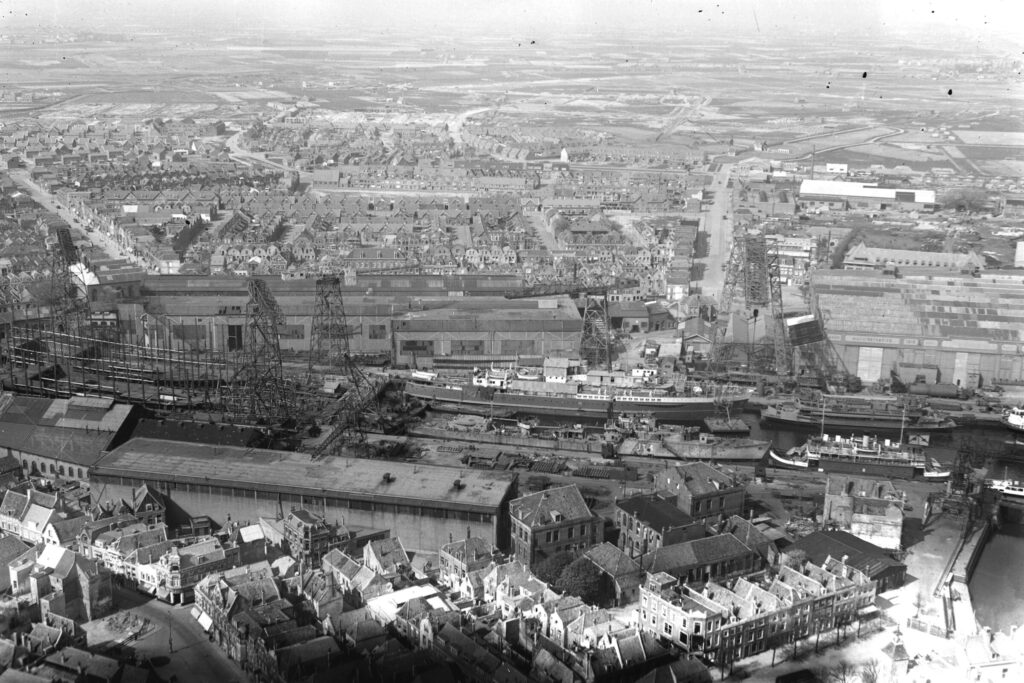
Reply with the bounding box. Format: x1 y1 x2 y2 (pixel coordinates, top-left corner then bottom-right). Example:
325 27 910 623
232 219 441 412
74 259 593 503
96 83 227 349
581 543 643 607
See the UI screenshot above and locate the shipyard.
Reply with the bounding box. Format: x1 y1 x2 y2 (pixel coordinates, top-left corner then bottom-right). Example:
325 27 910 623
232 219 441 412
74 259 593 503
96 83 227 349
0 1 1022 682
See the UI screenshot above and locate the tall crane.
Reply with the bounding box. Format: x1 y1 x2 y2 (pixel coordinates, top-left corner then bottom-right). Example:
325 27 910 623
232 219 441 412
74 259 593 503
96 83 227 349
306 276 389 460
709 230 791 376
226 278 288 424
504 276 639 370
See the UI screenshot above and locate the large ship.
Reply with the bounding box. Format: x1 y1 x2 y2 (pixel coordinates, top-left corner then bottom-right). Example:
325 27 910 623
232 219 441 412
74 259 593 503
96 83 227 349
767 433 950 480
1001 406 1024 435
760 390 956 433
404 361 752 422
985 479 1024 499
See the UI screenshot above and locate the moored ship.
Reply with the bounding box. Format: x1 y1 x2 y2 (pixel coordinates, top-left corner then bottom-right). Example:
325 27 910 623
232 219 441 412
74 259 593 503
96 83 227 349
1002 406 1024 435
404 360 752 422
767 433 950 480
985 479 1024 499
760 390 957 433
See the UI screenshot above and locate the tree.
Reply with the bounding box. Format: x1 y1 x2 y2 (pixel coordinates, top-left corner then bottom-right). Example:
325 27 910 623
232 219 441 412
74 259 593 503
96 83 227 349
555 557 604 605
942 187 989 212
860 658 880 683
532 551 575 586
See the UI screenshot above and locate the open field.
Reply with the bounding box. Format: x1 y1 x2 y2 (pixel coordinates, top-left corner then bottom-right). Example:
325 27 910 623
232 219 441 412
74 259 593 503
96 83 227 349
955 130 1024 146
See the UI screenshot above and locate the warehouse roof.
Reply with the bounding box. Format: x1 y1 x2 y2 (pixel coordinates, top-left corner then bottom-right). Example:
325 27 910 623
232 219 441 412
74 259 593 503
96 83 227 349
0 394 133 467
91 438 516 513
799 179 936 204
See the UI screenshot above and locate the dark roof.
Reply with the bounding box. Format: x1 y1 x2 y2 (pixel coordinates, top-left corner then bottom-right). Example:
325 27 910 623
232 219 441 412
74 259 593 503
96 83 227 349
787 530 905 578
129 418 266 448
584 542 641 578
617 494 695 533
644 534 753 574
510 485 593 528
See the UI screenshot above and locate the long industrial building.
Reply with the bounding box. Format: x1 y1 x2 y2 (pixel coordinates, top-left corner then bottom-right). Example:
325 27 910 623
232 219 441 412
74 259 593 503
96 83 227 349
90 438 518 553
798 179 937 212
92 274 581 366
810 270 1024 386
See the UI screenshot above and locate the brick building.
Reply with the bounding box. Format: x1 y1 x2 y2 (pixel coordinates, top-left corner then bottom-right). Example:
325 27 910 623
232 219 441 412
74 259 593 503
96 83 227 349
652 463 746 524
615 493 704 560
509 484 601 567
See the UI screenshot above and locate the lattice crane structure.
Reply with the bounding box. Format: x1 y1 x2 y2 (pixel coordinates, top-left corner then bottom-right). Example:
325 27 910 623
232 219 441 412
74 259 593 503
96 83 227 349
708 229 791 375
504 276 639 370
307 276 390 460
226 278 287 424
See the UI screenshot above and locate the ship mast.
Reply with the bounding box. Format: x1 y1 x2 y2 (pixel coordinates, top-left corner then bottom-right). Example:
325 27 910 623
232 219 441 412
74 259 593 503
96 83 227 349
898 403 906 446
820 398 826 438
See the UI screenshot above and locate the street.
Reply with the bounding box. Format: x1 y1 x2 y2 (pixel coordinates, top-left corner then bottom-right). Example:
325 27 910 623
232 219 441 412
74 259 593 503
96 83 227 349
692 162 735 302
8 168 124 263
85 586 247 683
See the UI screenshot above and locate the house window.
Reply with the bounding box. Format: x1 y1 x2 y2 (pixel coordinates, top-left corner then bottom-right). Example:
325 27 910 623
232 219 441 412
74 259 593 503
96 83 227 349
568 527 574 539
369 324 387 340
664 623 673 635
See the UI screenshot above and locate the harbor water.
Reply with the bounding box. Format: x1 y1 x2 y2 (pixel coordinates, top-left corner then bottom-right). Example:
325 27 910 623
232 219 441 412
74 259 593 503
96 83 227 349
429 402 1024 633
969 456 1024 635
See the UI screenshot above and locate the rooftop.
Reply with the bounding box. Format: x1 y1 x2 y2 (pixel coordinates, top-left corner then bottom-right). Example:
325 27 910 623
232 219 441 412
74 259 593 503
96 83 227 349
92 438 516 513
644 534 753 574
510 484 593 528
617 493 695 532
0 393 133 466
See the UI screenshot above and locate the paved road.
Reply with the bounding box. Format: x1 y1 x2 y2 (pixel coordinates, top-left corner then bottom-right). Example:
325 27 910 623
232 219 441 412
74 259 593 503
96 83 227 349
8 169 123 263
225 131 296 175
692 163 735 303
109 586 248 683
447 106 492 146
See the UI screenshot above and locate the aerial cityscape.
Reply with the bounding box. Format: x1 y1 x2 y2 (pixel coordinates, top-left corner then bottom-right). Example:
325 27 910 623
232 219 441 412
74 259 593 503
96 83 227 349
0 1 1022 681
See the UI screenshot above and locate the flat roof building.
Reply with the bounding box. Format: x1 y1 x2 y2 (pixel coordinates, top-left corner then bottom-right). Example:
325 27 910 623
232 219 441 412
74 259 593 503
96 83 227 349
798 179 937 212
90 438 517 553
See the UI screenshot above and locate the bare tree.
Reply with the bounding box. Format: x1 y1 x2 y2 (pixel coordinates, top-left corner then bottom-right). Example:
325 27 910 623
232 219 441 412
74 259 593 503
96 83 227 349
814 661 856 683
860 658 880 683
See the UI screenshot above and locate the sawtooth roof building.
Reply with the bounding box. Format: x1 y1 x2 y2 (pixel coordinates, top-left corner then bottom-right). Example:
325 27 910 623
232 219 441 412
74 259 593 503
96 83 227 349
90 438 518 553
809 270 1024 386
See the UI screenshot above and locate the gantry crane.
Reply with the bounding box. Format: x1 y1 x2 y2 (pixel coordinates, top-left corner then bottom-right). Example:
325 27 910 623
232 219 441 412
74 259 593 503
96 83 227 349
504 276 639 370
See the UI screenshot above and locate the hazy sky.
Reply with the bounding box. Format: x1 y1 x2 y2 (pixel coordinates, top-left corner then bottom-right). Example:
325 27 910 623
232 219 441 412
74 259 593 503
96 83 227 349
3 0 1021 44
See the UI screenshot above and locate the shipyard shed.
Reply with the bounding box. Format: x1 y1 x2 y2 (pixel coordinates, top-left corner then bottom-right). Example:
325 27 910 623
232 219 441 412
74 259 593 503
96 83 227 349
810 270 1024 386
0 393 138 483
392 295 582 368
89 438 518 553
